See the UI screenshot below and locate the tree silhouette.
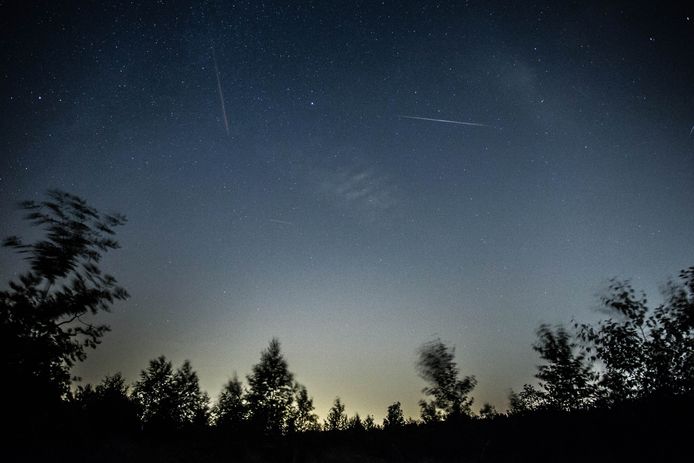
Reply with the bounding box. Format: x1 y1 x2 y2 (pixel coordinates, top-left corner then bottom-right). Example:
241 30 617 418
363 414 377 431
132 356 178 430
578 269 694 402
347 413 364 432
508 384 546 415
655 267 694 393
246 338 295 435
213 374 247 431
578 279 649 402
418 399 440 424
533 324 596 411
72 372 138 431
382 401 405 429
509 325 595 413
324 397 348 431
132 356 209 431
416 339 477 421
478 402 498 419
290 383 320 432
0 190 127 421
174 360 210 427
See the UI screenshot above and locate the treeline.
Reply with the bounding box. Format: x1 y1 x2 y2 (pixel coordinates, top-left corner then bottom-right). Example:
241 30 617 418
68 338 400 434
2 191 693 460
68 335 477 435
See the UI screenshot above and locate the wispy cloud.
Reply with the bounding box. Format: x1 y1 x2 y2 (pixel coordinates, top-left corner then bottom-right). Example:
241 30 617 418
316 160 399 216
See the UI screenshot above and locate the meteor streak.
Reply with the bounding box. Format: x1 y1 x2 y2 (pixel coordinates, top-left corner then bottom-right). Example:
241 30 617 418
399 115 498 129
269 219 294 225
212 46 230 136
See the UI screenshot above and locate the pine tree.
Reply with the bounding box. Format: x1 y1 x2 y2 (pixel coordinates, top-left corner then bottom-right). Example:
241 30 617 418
132 356 209 430
291 383 320 432
246 338 295 435
214 374 246 430
324 397 348 431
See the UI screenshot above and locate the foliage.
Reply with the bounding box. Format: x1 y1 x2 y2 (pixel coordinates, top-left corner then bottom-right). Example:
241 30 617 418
132 356 209 431
213 374 246 430
363 414 377 431
418 399 440 424
509 324 596 413
175 360 210 426
382 401 405 429
347 413 364 432
132 356 177 428
0 190 127 416
290 383 320 432
324 397 348 431
478 402 498 419
533 324 596 410
246 338 295 435
508 384 546 415
72 372 138 431
416 339 477 420
578 270 694 402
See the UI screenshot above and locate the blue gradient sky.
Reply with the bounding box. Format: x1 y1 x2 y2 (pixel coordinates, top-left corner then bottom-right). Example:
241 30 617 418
1 1 693 421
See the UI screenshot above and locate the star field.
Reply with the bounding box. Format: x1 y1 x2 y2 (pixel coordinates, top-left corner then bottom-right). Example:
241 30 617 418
1 1 693 421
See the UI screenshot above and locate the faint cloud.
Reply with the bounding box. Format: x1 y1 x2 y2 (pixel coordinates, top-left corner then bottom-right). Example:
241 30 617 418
313 155 400 218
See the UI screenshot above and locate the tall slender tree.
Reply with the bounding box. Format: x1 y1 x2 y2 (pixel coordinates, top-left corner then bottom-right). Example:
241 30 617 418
174 360 210 427
324 397 348 431
245 338 295 435
214 374 246 431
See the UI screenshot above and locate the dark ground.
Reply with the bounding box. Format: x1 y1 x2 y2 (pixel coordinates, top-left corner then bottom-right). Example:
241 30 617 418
7 395 692 463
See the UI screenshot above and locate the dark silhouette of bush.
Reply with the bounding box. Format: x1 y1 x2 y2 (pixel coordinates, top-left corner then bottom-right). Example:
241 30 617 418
0 190 127 426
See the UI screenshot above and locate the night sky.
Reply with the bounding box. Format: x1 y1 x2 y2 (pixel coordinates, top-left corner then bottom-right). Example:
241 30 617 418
1 1 693 421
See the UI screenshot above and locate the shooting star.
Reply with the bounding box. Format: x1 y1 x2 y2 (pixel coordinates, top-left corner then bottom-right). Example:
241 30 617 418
399 115 500 129
269 218 294 226
212 46 230 136
689 125 694 137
